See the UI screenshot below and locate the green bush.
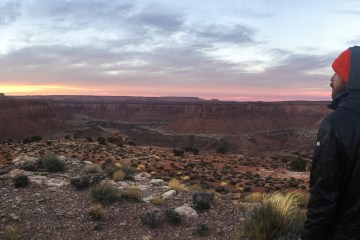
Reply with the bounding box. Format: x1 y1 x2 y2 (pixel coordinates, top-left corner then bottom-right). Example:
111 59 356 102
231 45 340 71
242 192 306 240
183 146 199 155
289 158 306 172
13 175 29 188
192 192 215 211
140 211 158 228
86 137 93 142
30 135 42 142
91 181 122 204
36 153 66 172
97 137 106 145
172 149 184 157
164 209 181 224
22 138 31 144
216 146 228 154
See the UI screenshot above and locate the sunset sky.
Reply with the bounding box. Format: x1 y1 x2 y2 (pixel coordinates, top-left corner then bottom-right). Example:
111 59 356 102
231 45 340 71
1 0 360 101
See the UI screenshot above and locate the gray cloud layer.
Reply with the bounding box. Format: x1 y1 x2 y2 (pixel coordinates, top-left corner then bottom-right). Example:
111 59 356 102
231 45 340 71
0 0 336 99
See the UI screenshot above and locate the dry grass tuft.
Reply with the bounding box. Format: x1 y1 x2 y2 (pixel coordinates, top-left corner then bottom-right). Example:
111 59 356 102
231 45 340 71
242 192 306 240
88 204 107 221
150 196 165 205
124 186 141 200
168 178 187 192
244 192 263 203
112 170 126 181
3 225 21 240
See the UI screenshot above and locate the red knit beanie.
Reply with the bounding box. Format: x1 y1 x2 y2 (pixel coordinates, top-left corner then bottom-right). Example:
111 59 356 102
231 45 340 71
332 48 351 82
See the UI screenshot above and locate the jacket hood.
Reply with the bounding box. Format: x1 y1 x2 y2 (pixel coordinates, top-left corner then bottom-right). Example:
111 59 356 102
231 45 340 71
329 46 360 110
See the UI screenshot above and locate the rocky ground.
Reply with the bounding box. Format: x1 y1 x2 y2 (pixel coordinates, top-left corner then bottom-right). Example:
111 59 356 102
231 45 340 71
0 138 311 239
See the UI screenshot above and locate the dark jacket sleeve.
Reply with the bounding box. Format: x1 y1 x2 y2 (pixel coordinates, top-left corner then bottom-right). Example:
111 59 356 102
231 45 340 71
302 119 344 240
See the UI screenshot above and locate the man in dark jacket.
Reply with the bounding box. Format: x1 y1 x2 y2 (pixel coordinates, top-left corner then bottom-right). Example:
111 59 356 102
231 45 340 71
303 46 360 239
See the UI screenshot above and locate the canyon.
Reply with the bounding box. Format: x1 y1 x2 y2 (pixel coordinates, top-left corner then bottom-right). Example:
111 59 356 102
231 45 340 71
0 94 331 155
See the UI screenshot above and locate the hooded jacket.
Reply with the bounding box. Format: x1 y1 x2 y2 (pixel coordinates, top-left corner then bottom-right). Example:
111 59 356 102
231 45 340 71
303 46 360 240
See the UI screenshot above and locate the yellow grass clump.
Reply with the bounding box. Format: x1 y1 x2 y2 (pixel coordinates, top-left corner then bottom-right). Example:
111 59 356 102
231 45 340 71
168 178 187 192
220 181 228 187
137 164 145 171
112 170 125 181
242 192 306 240
181 176 190 181
3 225 21 240
88 204 107 221
190 184 202 191
150 196 165 205
244 192 264 203
125 186 140 200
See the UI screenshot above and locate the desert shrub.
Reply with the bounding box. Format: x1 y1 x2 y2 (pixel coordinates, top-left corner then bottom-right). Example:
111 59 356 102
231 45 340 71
123 186 140 201
30 135 42 142
3 224 21 240
120 166 136 180
216 146 228 154
168 178 186 192
192 192 215 211
107 137 115 144
172 149 184 157
196 224 209 236
244 192 264 203
91 173 106 185
21 161 37 171
164 209 181 224
22 138 31 144
105 166 117 177
86 137 93 142
140 211 158 228
64 135 71 139
97 137 106 145
243 186 252 192
36 152 66 172
183 146 199 155
112 170 125 181
46 141 52 146
215 186 230 194
150 196 165 205
289 158 306 172
91 181 122 204
85 163 103 173
70 176 91 190
13 175 29 188
88 204 107 221
243 192 306 240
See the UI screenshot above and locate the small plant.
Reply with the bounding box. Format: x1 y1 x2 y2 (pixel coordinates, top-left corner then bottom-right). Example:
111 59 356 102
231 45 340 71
97 137 106 145
164 209 181 224
140 211 158 228
216 146 228 154
88 204 107 221
30 135 42 142
183 146 199 155
244 192 263 203
36 152 66 172
123 186 140 201
91 181 122 204
3 224 21 240
168 178 186 192
112 170 125 181
172 149 184 157
70 176 91 190
289 158 306 172
150 196 165 205
22 138 31 144
243 192 306 240
86 136 93 142
192 192 215 211
196 224 209 236
13 175 29 188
